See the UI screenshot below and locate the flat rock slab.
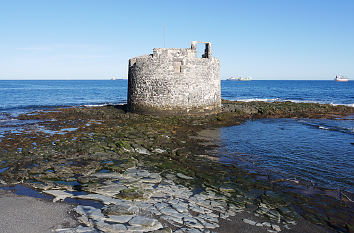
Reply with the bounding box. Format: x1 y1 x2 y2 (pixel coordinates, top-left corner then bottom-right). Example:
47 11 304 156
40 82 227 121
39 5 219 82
128 215 158 227
0 189 78 233
102 203 138 215
176 173 194 180
105 214 133 223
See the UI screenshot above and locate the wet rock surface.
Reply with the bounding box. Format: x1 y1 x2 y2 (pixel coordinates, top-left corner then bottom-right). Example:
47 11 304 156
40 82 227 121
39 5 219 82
0 101 353 232
40 167 272 232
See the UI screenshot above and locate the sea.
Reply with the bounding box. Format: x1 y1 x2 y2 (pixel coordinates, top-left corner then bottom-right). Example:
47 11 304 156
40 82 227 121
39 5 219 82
0 80 353 193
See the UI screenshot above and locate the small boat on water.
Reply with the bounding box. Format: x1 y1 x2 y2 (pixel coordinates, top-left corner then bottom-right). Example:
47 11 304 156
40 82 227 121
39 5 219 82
335 75 349 82
111 77 117 80
227 76 252 81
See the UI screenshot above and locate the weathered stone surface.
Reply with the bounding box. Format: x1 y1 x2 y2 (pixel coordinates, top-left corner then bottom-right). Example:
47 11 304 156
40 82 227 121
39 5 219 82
160 215 184 225
75 206 105 221
23 163 294 232
189 204 206 214
96 220 127 232
195 216 219 229
160 207 186 219
153 148 166 154
92 184 126 197
102 203 138 215
141 175 162 183
219 186 235 193
155 202 169 210
105 214 133 223
242 218 257 225
44 189 73 202
197 214 218 223
272 224 281 232
128 216 158 227
262 222 272 227
183 216 204 229
127 221 163 231
172 203 188 213
135 147 150 155
151 227 172 233
176 173 194 180
55 226 99 233
127 42 221 115
175 229 202 233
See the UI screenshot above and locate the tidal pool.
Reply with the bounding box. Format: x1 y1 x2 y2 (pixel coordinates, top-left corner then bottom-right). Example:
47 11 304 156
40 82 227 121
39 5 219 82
218 118 354 193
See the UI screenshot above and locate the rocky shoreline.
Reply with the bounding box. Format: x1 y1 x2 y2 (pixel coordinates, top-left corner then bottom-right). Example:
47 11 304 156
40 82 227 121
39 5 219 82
0 100 353 233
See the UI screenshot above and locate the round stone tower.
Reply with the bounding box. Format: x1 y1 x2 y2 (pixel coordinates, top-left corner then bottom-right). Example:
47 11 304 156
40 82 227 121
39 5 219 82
127 41 221 115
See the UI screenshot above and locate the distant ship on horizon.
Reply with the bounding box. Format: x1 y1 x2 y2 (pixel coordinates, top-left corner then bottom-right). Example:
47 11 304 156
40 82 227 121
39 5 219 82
227 76 252 81
335 75 349 82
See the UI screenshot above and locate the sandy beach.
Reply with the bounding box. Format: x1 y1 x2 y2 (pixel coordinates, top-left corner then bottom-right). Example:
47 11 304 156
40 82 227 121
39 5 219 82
0 189 78 233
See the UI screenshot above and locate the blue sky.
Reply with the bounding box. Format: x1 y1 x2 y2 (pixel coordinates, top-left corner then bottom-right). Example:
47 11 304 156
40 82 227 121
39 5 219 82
0 0 353 80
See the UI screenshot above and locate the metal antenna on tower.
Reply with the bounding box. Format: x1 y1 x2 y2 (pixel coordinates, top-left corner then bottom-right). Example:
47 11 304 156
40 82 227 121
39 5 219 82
163 25 166 48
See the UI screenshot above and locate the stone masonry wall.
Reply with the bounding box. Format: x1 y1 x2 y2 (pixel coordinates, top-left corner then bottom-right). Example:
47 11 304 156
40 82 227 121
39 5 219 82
127 42 221 115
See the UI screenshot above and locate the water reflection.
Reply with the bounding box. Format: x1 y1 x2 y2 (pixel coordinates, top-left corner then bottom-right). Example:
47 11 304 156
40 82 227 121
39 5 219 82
201 118 354 194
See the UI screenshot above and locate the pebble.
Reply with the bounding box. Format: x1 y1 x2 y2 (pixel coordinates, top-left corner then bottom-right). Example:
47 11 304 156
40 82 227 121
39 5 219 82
262 222 272 227
272 224 281 232
242 218 257 225
176 173 194 180
135 147 150 155
153 148 166 153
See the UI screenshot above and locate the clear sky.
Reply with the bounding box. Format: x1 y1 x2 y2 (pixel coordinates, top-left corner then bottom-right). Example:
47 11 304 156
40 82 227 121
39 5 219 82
0 0 353 80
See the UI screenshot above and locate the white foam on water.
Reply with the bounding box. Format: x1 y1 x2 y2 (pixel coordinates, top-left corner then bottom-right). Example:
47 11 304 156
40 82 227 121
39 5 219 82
82 104 108 107
330 103 354 107
318 126 329 130
233 98 280 102
234 98 354 107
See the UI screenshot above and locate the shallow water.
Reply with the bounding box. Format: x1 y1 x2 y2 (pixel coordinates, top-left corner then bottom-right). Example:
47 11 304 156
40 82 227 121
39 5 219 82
218 118 354 193
0 184 104 208
1 80 353 117
0 80 128 115
222 80 354 106
0 184 52 199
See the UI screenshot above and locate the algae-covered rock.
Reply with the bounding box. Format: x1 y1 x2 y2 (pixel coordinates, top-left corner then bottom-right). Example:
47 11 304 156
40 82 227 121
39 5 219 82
176 173 194 180
102 203 139 215
1 102 353 232
116 140 131 150
115 187 145 200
